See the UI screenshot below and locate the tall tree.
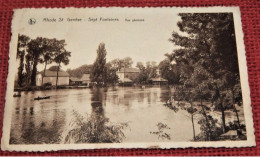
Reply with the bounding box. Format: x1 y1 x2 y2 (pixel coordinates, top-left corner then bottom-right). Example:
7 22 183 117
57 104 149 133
90 43 107 85
27 37 49 86
41 39 57 85
16 34 30 87
25 53 33 86
169 13 239 134
53 48 71 87
173 87 198 141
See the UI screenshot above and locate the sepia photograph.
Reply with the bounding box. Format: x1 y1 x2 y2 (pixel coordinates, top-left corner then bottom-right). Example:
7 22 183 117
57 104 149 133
1 7 255 151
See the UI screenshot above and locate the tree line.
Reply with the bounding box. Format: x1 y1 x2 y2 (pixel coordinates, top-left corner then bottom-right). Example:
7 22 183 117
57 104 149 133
164 13 244 141
68 43 180 86
16 34 71 87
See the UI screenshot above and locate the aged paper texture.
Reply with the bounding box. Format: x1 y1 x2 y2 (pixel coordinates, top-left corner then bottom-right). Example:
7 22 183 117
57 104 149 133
1 7 255 151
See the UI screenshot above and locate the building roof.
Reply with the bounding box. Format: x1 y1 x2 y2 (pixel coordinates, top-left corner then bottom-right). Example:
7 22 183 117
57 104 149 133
117 68 140 73
81 74 91 81
49 66 60 71
70 77 82 82
38 67 69 77
150 78 168 82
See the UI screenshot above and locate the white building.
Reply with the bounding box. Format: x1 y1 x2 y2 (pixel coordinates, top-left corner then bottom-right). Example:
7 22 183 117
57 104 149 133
116 68 140 83
36 66 70 86
81 73 92 86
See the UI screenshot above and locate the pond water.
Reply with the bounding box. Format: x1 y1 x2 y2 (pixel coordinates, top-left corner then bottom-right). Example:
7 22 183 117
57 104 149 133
10 86 201 144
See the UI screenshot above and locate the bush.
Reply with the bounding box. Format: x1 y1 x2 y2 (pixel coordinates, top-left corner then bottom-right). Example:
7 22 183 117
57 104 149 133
43 82 52 87
65 110 128 143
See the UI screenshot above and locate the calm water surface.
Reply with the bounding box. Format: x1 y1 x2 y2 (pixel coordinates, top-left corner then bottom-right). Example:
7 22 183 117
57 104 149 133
10 87 200 144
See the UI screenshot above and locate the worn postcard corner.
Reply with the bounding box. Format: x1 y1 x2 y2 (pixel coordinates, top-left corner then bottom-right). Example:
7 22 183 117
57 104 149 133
1 7 255 152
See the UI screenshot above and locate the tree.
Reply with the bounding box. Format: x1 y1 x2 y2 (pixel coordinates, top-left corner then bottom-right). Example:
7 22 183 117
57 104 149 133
16 36 70 87
109 57 133 71
136 62 145 70
135 61 158 84
67 64 93 78
135 62 148 84
27 37 49 86
90 43 107 85
146 61 158 80
159 58 180 85
122 57 133 68
24 53 33 86
41 39 60 85
16 34 30 87
105 63 119 85
53 48 71 87
168 13 240 134
173 87 198 141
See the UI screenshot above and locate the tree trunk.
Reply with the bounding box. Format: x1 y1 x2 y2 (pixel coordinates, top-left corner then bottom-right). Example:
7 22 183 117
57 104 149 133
17 52 25 87
56 63 60 88
42 61 47 86
220 102 226 133
31 59 38 86
231 89 241 129
26 64 32 86
190 102 196 141
200 98 211 141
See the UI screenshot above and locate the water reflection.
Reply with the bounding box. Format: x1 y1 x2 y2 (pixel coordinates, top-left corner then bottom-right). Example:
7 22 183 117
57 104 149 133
10 92 66 144
65 88 128 143
10 87 199 144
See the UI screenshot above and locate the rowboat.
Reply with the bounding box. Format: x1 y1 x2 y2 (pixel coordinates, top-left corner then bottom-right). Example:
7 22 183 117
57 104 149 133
34 96 51 100
13 93 21 97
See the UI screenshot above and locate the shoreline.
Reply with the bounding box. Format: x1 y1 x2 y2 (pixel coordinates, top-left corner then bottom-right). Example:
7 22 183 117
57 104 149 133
14 84 173 92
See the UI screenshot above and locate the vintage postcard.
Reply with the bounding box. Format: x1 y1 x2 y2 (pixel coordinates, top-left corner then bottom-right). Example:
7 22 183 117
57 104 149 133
1 7 255 151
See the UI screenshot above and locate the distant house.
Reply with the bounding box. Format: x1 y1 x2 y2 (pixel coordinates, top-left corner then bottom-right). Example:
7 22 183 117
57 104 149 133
150 77 168 85
116 68 140 84
69 77 82 86
81 73 92 86
36 66 70 86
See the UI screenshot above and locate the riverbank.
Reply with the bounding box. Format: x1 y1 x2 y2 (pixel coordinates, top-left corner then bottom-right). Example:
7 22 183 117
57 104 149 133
14 85 89 92
14 84 172 92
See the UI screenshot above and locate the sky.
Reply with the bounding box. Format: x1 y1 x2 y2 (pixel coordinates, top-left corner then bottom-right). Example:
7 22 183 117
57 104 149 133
13 8 182 71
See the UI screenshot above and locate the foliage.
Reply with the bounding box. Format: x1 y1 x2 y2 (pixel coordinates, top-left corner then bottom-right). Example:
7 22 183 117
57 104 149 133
105 62 119 85
53 47 71 87
67 64 93 78
27 37 49 86
195 115 222 141
135 61 158 84
158 58 180 85
16 34 30 87
150 122 171 140
21 36 71 86
65 110 128 143
90 43 107 85
108 57 133 71
168 13 242 135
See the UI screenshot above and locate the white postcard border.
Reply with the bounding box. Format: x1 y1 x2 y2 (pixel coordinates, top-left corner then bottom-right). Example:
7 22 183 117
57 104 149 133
1 6 256 151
